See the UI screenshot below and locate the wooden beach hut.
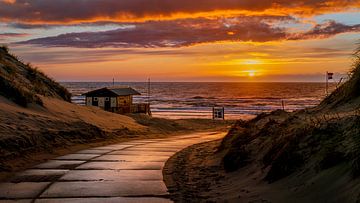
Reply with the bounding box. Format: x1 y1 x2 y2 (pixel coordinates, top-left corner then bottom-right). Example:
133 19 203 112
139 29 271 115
83 87 150 115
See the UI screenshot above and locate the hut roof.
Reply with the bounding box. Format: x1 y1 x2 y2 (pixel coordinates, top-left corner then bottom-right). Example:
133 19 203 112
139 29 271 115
83 87 141 97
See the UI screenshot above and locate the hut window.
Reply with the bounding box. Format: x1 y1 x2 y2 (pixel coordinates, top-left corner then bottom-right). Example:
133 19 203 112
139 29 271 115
105 97 110 101
94 97 98 101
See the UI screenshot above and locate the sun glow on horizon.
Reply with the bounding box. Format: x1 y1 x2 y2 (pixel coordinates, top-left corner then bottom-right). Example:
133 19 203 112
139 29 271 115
230 69 261 78
247 70 256 77
241 59 262 65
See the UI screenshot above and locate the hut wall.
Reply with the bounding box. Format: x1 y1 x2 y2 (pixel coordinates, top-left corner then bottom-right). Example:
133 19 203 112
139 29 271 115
110 97 117 107
117 96 131 107
86 97 92 106
98 97 105 107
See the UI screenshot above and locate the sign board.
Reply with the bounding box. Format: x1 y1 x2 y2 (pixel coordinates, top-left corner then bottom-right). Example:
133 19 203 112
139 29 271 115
327 72 334 80
326 71 334 95
213 107 225 120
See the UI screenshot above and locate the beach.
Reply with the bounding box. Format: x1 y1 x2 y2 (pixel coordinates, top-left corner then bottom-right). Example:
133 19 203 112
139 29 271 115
63 82 336 120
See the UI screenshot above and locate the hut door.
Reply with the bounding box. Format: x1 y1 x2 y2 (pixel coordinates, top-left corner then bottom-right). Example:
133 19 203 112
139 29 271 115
104 97 111 110
93 97 99 106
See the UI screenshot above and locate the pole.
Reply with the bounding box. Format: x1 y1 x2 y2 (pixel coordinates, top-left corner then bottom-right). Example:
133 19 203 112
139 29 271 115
113 78 115 87
326 72 328 95
147 78 150 105
212 107 215 120
222 107 225 120
281 100 285 111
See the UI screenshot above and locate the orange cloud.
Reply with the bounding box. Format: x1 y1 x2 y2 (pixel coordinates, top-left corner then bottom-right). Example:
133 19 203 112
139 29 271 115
1 0 16 4
0 0 359 24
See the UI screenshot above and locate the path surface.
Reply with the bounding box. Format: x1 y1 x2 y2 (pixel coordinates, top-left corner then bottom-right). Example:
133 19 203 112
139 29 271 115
0 132 225 203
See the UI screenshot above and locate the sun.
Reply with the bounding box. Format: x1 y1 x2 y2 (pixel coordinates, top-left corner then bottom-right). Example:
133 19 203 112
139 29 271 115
244 70 257 77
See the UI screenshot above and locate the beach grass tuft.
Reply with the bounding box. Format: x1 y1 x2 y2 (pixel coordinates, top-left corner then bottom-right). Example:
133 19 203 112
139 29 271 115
0 47 71 107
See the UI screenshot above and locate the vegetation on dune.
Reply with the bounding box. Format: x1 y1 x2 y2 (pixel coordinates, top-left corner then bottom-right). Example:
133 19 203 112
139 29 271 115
320 45 360 108
0 46 71 107
220 44 360 185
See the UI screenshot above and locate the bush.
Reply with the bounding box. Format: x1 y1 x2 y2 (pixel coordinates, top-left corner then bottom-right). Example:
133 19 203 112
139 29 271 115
223 146 250 172
0 76 31 107
0 45 9 53
319 148 345 170
264 142 304 183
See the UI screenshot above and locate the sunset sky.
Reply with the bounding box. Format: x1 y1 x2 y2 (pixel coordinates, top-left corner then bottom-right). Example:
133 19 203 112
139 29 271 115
0 0 360 82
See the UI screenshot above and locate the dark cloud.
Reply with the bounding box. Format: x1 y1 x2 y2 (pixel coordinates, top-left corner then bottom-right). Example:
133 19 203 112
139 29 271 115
18 17 360 48
15 48 198 64
0 32 29 39
8 21 125 29
18 17 290 48
0 0 359 24
289 20 360 40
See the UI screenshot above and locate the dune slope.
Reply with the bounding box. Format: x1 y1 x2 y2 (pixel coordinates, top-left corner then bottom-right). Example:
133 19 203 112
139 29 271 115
164 47 360 202
216 49 360 202
0 47 147 171
0 46 70 106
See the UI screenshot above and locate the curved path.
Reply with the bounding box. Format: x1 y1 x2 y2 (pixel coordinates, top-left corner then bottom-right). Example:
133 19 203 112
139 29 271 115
0 132 225 203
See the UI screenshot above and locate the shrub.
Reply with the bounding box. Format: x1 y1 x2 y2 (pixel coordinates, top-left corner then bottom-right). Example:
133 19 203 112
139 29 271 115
0 45 9 53
264 142 304 183
0 76 31 107
318 144 345 170
223 146 250 172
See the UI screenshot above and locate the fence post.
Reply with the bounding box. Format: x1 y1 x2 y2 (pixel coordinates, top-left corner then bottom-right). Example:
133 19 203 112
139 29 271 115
222 107 225 120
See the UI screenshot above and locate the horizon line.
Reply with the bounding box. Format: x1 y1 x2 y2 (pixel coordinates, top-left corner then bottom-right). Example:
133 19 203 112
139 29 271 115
59 81 331 83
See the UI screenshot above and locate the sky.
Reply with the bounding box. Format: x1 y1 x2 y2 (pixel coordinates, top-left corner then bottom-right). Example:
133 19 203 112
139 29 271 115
0 0 360 82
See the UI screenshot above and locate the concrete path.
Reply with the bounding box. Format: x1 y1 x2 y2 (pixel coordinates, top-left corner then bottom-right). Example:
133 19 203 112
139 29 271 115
0 132 225 203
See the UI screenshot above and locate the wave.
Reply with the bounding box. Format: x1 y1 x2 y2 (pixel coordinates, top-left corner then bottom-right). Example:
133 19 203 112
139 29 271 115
63 82 330 119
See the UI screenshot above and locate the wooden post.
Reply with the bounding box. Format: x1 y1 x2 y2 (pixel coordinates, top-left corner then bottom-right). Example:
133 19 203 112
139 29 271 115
146 78 151 115
281 100 285 111
147 78 150 105
222 107 225 120
212 107 215 120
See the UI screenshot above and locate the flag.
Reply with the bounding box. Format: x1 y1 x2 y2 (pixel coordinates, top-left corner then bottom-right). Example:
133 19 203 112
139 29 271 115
327 72 334 80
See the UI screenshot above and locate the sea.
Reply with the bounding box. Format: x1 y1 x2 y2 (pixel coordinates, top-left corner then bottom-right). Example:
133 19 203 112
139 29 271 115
61 82 336 120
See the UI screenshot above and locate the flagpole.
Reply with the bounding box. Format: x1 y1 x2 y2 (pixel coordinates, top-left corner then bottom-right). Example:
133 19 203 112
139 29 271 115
147 77 150 105
326 71 328 95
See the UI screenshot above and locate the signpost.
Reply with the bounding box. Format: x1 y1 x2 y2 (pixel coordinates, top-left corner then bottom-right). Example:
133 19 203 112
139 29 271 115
213 107 225 120
147 78 152 116
326 72 334 95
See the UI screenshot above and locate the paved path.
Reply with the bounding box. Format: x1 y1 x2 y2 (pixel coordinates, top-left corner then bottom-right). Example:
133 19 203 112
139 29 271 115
0 132 225 203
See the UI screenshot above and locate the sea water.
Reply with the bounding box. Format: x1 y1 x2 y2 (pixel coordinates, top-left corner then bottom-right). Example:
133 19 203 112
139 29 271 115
62 82 335 120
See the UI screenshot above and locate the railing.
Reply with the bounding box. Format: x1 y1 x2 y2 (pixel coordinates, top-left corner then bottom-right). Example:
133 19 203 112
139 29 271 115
106 103 151 115
131 103 151 115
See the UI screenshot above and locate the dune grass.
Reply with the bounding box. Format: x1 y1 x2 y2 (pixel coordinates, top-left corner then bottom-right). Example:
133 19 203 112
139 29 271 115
0 46 71 107
321 45 360 107
220 44 360 183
